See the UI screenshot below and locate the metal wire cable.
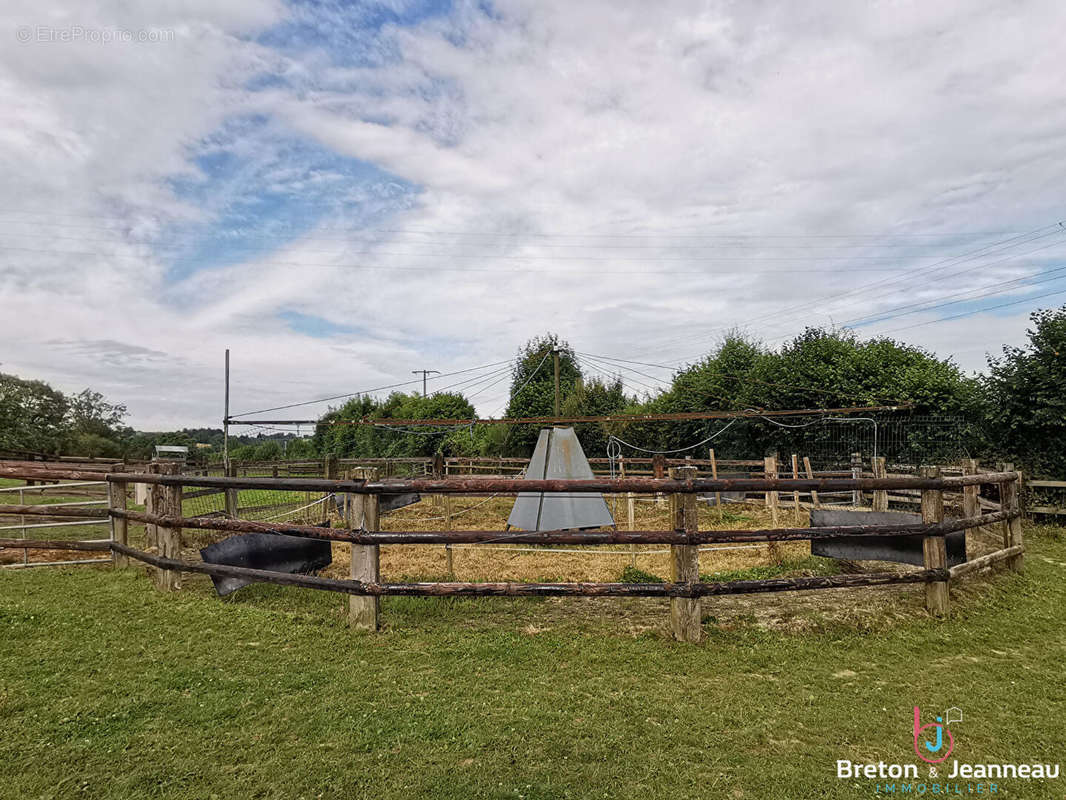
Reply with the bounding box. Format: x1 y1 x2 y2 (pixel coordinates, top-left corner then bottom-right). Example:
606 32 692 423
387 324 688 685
578 351 906 406
626 222 1066 361
384 494 501 523
230 359 512 418
606 418 740 458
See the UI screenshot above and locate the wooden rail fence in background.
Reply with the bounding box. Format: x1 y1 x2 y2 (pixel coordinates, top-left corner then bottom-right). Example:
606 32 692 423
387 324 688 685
0 460 1026 642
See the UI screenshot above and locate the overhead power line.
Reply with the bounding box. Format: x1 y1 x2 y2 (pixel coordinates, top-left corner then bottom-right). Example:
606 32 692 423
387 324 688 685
874 286 1066 335
229 359 512 418
634 222 1066 362
578 351 908 406
822 265 1066 332
225 404 910 428
574 356 665 396
411 369 440 397
433 365 515 395
744 226 1066 345
576 354 672 394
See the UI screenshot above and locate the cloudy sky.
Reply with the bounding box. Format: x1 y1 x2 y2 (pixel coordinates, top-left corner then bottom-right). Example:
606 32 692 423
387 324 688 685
2 0 1065 430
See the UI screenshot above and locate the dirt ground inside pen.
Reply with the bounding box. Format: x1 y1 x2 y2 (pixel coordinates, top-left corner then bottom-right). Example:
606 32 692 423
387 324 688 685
329 495 810 582
311 494 1007 633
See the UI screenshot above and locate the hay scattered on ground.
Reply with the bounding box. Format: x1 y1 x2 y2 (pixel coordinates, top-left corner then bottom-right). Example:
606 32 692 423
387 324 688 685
324 495 813 582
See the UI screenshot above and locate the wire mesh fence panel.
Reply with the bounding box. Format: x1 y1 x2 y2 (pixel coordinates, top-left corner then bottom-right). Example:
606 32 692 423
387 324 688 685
181 489 228 518
238 489 333 523
685 414 976 468
180 486 334 524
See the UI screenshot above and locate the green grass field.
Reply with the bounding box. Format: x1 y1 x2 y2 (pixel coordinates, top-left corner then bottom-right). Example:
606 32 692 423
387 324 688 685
2 525 1065 799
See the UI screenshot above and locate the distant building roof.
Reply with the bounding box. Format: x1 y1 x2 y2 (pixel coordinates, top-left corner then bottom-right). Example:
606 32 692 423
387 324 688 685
154 445 189 459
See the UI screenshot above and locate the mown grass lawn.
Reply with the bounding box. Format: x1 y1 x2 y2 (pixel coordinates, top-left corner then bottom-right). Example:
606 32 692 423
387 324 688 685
2 526 1065 800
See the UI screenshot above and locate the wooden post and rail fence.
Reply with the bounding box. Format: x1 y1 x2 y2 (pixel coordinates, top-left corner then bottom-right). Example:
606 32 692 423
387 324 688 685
0 461 1027 641
10 451 1065 519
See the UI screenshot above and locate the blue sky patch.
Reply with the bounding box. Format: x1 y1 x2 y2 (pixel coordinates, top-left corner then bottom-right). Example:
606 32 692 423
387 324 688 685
162 116 418 286
259 0 455 68
280 310 365 338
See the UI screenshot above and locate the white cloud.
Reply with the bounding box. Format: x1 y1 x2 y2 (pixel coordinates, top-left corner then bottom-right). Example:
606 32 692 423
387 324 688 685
3 0 1066 428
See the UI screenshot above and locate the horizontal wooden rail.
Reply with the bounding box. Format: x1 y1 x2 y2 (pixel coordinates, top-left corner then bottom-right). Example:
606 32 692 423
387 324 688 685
0 538 111 552
0 466 1022 494
0 479 109 493
948 546 1025 579
110 541 945 597
0 455 1027 643
1029 506 1066 515
0 534 1014 590
0 459 118 473
181 488 225 500
0 504 111 519
224 456 765 469
940 473 1019 487
9 503 1015 545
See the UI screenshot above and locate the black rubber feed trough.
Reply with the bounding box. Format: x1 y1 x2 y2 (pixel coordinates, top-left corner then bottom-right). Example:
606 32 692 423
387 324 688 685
809 509 967 567
336 491 420 517
200 522 333 597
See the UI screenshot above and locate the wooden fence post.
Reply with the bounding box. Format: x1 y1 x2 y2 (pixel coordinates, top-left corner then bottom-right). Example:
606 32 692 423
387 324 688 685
803 456 821 509
154 462 182 592
872 456 888 512
763 455 779 523
323 455 339 524
764 455 781 563
999 463 1024 572
997 462 1011 552
348 467 381 631
224 463 238 519
851 452 863 507
668 465 701 643
622 459 635 531
18 486 26 566
146 462 160 549
961 458 979 548
432 453 444 510
708 448 721 511
653 454 666 507
920 465 948 616
620 458 636 567
108 468 128 567
430 453 453 575
790 453 801 523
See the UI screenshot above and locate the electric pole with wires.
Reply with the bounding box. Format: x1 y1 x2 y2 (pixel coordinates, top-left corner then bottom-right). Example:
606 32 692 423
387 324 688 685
552 348 561 416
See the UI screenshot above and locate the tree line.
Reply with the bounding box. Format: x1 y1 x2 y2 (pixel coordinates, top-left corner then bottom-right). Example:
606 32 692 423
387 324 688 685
3 305 1063 475
311 307 1065 476
0 378 299 463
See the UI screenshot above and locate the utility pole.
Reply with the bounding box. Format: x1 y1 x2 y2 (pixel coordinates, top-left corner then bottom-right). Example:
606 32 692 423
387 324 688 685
223 349 230 472
552 347 561 416
412 369 440 398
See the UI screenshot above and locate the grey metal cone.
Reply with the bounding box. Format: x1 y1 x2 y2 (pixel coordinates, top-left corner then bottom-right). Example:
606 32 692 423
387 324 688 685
507 427 615 531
